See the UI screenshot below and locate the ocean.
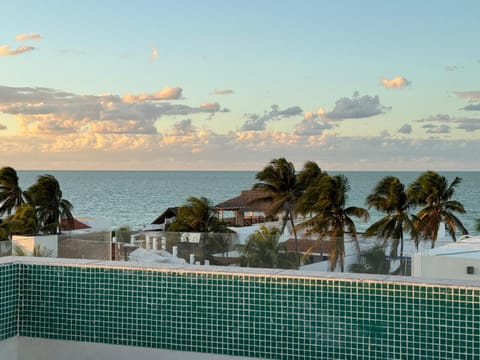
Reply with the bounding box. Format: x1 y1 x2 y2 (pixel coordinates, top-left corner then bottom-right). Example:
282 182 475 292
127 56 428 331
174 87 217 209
16 170 480 234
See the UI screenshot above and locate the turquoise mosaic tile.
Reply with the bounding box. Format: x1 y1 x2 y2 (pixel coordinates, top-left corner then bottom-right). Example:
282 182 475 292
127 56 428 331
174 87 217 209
14 262 480 360
0 262 18 340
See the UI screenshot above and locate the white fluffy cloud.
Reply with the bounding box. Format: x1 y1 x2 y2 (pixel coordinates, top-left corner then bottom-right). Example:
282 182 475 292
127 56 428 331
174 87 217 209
0 85 224 136
325 92 390 120
380 76 411 89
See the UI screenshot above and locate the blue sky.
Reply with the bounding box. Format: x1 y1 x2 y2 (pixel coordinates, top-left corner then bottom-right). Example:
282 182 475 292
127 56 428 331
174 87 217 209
1 0 479 170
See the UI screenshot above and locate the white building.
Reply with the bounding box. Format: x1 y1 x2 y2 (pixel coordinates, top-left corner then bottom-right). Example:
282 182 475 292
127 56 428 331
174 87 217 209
412 235 480 280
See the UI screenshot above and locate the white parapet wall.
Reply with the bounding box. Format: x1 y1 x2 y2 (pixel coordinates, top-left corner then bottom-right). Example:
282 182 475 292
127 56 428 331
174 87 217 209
12 235 58 257
15 338 260 360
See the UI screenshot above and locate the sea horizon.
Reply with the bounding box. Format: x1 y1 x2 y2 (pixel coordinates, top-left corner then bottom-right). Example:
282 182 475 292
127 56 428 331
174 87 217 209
13 170 480 234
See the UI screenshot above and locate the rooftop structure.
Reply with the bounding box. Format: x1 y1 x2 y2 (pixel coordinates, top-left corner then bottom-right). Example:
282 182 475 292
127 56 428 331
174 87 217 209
413 235 480 280
1 257 479 360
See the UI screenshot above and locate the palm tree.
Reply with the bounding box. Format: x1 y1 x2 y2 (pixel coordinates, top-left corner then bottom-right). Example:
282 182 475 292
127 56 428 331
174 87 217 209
364 176 418 275
476 219 480 233
168 196 226 232
252 158 302 266
3 204 39 235
238 225 297 269
407 171 468 247
0 166 25 217
297 174 369 272
24 175 73 234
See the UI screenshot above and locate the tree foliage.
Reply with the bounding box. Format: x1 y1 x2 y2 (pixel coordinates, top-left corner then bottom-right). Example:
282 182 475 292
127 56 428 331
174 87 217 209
297 174 369 272
238 225 297 269
407 170 468 247
168 196 227 233
0 166 25 217
364 176 417 275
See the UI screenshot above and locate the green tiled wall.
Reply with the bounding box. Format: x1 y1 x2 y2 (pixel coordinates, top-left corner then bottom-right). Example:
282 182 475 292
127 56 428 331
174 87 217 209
14 263 480 360
0 263 19 340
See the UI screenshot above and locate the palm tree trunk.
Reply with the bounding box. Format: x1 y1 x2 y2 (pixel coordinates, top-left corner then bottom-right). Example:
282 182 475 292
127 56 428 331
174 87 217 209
400 233 405 275
289 211 299 267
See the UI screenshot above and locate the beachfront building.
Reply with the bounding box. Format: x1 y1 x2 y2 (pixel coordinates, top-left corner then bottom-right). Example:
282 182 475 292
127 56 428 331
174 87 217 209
215 190 273 227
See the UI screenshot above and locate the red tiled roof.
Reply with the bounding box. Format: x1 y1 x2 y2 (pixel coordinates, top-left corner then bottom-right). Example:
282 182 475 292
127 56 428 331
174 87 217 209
61 218 91 231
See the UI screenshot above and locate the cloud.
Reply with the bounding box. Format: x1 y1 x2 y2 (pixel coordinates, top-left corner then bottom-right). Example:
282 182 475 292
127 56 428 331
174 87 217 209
199 102 221 112
0 45 35 57
294 118 333 136
415 113 480 132
454 91 480 102
0 123 6 130
397 123 412 134
241 104 303 131
212 89 234 95
0 85 224 136
460 103 480 111
122 87 183 102
380 76 411 89
171 119 196 136
422 124 451 134
15 33 42 41
325 92 390 120
304 108 326 120
445 65 460 72
151 47 158 60
456 119 480 132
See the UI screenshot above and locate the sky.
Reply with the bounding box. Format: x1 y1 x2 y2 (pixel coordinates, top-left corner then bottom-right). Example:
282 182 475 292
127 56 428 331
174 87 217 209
1 0 479 171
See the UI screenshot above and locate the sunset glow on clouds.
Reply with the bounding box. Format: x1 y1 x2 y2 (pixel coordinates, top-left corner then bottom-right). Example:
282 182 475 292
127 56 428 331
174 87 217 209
1 1 480 170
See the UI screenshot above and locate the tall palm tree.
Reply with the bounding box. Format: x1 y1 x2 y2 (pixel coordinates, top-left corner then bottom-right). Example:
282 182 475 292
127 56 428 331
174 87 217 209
252 158 302 265
407 171 468 247
0 166 25 217
364 176 418 275
168 196 225 232
24 175 73 234
297 174 369 272
238 225 297 269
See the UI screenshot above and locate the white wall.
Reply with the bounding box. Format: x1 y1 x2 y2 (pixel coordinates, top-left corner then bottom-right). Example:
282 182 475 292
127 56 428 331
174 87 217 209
0 337 17 360
412 253 480 280
12 235 58 257
16 337 262 360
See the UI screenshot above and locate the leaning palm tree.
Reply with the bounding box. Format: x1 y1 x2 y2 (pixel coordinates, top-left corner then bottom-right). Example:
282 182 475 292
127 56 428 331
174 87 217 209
407 171 468 248
297 174 369 272
364 176 418 275
24 175 73 234
0 166 25 217
237 225 297 269
252 158 302 265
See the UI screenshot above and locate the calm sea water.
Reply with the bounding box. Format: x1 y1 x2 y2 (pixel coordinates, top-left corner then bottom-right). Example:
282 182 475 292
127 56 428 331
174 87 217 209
16 171 480 234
